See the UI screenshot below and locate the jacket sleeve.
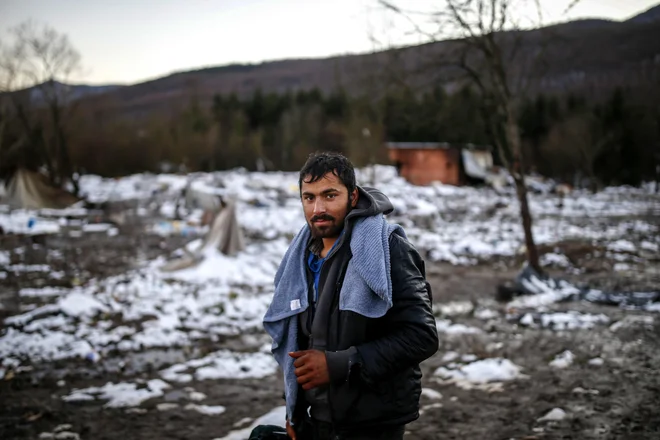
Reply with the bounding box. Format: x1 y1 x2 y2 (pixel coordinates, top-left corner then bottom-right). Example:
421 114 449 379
353 233 439 383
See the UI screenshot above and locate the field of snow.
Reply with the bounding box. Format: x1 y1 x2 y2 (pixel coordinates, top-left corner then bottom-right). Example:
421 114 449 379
1 167 659 439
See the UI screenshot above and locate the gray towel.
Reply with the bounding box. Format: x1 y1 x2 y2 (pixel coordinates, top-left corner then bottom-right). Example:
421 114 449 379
263 214 404 421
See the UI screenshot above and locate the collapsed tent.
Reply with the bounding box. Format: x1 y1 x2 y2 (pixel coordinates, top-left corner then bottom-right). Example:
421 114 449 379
160 199 245 272
2 169 79 210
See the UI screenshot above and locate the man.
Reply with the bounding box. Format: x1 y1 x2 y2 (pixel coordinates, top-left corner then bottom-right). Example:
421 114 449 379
263 152 438 440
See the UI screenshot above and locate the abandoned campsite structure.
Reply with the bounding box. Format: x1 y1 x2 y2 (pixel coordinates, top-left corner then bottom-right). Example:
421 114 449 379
386 142 496 186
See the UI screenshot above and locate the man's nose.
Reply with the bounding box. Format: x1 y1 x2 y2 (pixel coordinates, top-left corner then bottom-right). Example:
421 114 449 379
313 198 326 215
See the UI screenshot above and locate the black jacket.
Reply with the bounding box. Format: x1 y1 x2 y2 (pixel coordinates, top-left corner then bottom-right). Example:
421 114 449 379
295 186 439 431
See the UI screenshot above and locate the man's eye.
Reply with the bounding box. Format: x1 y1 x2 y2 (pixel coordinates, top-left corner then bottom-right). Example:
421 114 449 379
327 194 336 199
304 196 314 201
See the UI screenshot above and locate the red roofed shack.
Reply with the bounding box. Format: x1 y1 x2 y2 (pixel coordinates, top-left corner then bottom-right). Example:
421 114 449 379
387 142 493 186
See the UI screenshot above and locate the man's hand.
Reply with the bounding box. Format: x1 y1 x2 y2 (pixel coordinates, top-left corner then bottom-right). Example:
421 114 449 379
286 419 296 440
289 349 330 390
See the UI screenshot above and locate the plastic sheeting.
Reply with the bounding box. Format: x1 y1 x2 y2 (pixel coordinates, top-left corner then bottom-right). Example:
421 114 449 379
3 169 79 209
513 265 660 309
160 200 245 272
462 150 493 180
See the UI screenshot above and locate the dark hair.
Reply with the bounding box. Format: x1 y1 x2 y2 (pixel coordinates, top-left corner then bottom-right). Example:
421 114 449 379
299 151 356 195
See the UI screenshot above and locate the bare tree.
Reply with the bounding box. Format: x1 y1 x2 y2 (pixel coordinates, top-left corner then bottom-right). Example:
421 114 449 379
375 0 586 272
0 21 82 193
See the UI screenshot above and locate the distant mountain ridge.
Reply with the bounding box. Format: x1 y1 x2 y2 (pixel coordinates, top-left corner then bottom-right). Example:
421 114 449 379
27 81 123 104
16 2 660 113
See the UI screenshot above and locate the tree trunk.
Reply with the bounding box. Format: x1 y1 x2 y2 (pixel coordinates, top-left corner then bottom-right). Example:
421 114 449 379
512 174 541 272
504 105 541 272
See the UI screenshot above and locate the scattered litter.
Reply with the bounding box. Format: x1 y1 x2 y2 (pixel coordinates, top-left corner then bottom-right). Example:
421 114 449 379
509 266 660 310
85 351 101 363
157 403 179 411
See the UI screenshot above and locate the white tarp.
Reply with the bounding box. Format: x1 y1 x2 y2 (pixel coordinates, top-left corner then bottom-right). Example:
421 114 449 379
462 150 493 180
2 169 79 210
160 200 245 272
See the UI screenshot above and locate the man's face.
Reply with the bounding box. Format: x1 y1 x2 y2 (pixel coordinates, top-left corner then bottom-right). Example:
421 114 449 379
301 172 358 239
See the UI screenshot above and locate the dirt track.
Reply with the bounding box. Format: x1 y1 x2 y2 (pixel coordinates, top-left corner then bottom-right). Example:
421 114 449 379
2 222 660 440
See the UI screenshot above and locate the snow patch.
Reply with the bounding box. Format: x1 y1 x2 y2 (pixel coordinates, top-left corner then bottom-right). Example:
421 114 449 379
434 358 525 391
159 350 278 382
63 379 170 407
538 408 567 422
549 351 575 369
436 319 483 335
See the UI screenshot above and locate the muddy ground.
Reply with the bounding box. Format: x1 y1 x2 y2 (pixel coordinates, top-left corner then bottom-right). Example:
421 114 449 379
1 218 659 440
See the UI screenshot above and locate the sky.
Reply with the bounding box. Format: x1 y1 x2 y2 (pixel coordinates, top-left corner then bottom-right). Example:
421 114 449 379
0 0 656 86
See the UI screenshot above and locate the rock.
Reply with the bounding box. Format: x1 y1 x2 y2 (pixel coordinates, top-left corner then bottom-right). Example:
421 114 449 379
164 389 187 402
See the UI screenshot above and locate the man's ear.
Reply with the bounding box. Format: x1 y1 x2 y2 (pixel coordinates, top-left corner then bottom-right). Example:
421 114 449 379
350 189 359 207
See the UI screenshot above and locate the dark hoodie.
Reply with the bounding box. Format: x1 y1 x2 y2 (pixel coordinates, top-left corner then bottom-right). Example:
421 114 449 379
295 186 438 430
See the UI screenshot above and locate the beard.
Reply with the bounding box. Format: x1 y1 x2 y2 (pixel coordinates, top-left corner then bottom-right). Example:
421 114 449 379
308 200 352 239
309 215 344 238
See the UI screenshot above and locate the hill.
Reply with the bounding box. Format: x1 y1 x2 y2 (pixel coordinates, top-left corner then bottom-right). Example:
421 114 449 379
18 3 660 118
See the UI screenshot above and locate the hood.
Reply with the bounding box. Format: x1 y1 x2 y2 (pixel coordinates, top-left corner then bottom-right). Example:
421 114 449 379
347 186 394 220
